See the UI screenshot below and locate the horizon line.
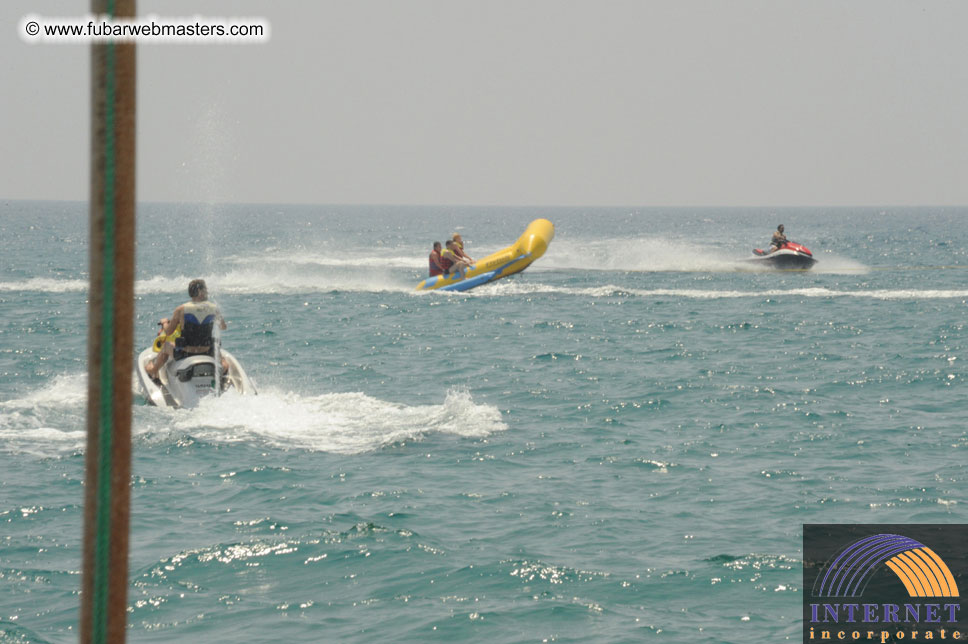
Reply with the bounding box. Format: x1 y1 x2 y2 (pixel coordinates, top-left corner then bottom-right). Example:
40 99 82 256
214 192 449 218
3 198 968 210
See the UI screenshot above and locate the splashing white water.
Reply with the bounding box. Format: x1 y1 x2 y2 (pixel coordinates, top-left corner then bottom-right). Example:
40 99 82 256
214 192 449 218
541 236 869 275
157 387 506 453
541 237 740 272
0 375 505 456
0 277 89 293
0 374 89 456
469 281 968 300
811 253 869 275
227 250 424 271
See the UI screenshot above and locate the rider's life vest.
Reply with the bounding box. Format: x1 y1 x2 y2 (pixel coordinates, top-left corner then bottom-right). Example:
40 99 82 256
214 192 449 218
429 250 444 276
180 300 219 347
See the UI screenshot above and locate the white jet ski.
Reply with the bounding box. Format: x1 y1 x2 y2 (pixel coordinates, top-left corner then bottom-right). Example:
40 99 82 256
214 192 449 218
135 344 257 409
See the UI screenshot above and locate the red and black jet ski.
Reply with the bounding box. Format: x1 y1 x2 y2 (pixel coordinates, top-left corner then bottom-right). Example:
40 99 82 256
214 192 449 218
749 241 817 270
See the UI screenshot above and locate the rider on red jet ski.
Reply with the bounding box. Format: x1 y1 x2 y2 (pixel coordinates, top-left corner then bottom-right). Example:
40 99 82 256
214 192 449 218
769 225 788 253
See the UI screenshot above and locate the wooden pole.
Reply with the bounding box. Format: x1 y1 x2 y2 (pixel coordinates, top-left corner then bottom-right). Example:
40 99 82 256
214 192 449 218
81 1 136 642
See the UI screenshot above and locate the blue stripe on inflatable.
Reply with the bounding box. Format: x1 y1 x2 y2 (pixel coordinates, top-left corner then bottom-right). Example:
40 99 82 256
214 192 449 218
439 270 498 292
437 254 530 293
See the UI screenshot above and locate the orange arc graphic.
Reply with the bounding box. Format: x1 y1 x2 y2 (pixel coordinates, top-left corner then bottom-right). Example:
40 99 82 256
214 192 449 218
886 548 959 598
897 551 941 596
885 559 919 597
921 547 960 597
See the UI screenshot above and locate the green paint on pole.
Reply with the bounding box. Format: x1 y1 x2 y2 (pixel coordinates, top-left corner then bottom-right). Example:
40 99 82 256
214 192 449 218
92 1 119 639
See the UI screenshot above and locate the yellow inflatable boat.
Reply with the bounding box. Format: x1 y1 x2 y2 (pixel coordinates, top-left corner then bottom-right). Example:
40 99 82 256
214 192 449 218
416 219 555 292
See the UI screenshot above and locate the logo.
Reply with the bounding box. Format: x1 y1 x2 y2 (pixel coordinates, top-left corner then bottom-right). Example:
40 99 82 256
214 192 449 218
804 525 967 644
815 534 959 599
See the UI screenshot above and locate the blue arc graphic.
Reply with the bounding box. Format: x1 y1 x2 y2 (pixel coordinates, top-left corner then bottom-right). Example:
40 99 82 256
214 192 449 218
815 534 927 597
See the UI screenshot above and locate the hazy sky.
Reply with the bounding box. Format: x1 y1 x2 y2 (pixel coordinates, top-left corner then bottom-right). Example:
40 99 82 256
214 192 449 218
3 1 967 206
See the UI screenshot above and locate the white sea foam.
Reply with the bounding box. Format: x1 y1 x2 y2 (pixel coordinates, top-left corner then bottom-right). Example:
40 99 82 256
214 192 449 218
0 375 505 456
226 251 424 271
3 271 963 301
3 250 964 300
0 260 419 295
0 277 88 293
811 253 870 275
541 237 871 275
541 237 740 273
0 374 89 456
0 373 88 411
471 281 968 300
132 270 417 295
159 387 506 453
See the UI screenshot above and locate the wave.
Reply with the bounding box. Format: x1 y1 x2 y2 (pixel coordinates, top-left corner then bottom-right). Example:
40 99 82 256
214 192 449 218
811 254 869 274
152 387 506 454
0 272 418 296
540 237 871 275
133 270 417 295
471 281 968 300
0 277 89 293
0 374 89 456
541 237 741 272
3 270 964 301
0 375 505 456
226 250 424 271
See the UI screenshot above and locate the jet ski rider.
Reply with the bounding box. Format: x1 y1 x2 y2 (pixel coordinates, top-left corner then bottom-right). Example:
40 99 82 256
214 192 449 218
145 278 228 379
769 224 788 253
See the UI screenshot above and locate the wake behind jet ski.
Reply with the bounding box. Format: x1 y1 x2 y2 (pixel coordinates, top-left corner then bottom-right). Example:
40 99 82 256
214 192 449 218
135 279 256 408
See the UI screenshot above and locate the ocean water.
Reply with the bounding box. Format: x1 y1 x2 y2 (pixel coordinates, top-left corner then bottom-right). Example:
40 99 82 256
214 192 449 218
1 202 966 643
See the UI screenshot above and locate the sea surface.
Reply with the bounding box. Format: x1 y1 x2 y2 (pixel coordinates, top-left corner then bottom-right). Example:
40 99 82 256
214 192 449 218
1 202 966 643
